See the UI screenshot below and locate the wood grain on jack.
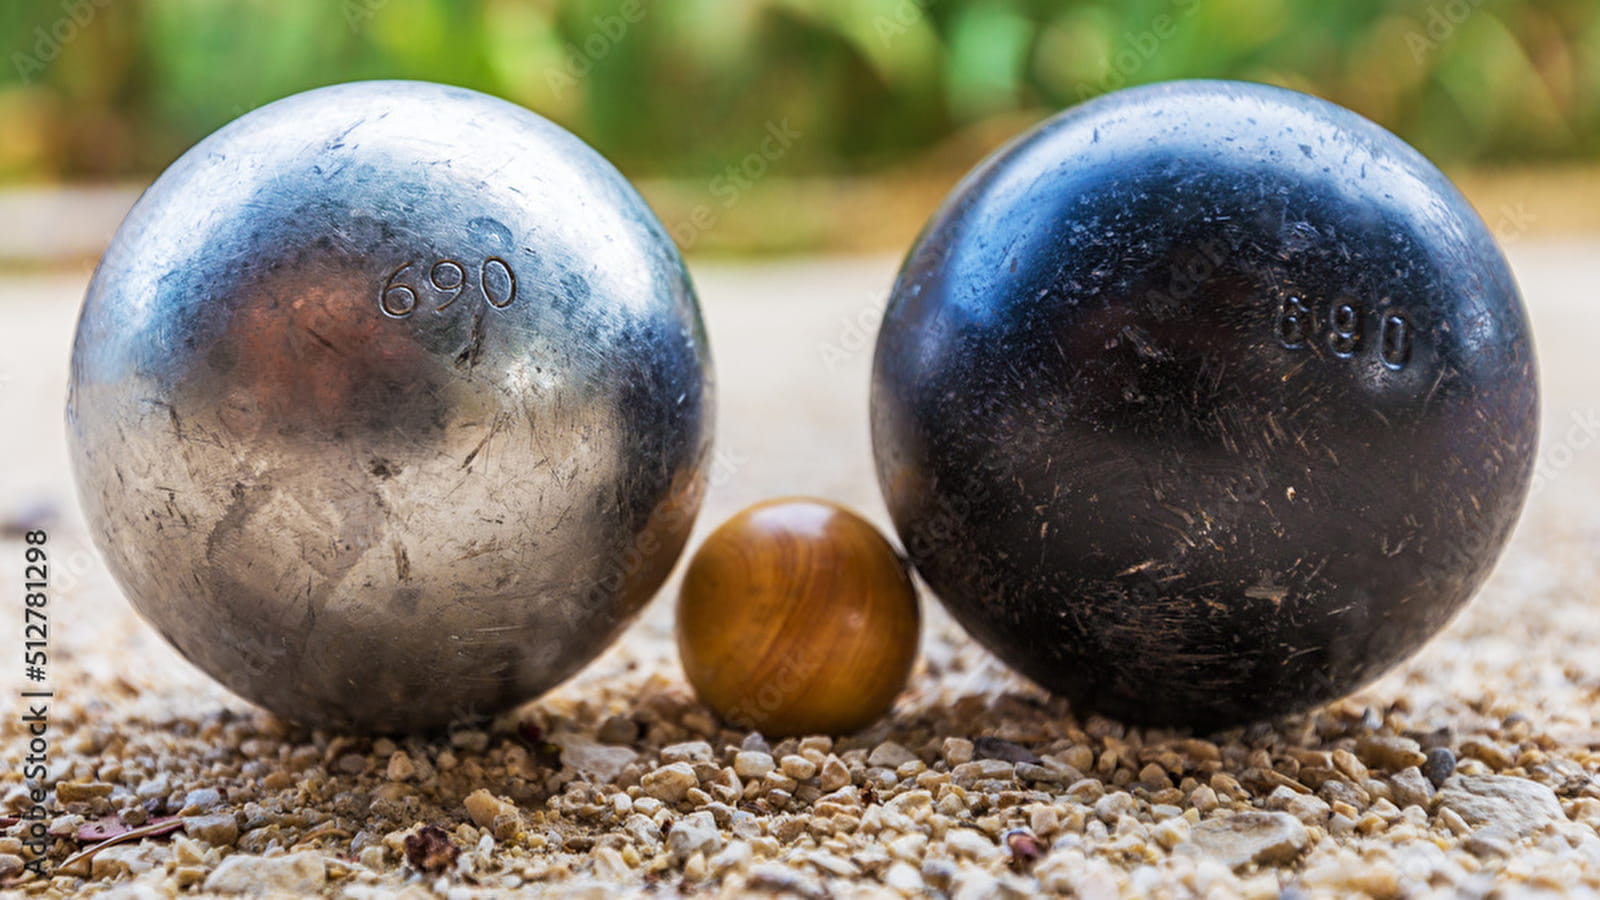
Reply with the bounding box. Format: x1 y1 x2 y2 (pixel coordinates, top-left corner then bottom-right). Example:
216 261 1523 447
677 497 920 737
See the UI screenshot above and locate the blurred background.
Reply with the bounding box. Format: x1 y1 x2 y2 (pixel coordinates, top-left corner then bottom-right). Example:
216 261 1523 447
2 0 1599 261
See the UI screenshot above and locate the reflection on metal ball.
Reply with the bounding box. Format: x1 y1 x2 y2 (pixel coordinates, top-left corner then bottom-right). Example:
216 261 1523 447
67 81 714 732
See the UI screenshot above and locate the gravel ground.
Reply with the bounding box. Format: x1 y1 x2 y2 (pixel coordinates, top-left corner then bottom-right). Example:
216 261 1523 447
3 247 1600 897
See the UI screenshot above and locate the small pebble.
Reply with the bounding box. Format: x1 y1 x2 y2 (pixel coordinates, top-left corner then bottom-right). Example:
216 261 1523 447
1463 826 1514 858
593 845 631 880
204 852 325 894
780 754 817 780
57 782 115 804
642 763 698 802
1388 766 1434 809
463 789 517 831
1152 815 1191 850
135 775 170 801
1355 736 1426 771
1179 811 1308 870
735 751 777 779
1059 745 1095 772
710 839 752 874
1459 737 1513 770
748 862 826 898
945 828 998 861
624 814 662 847
387 752 416 781
182 787 223 811
668 811 724 862
886 860 924 892
1422 747 1457 787
183 814 239 847
1268 787 1331 825
868 741 918 768
1030 805 1060 837
819 757 851 792
1434 773 1563 837
662 741 715 765
942 737 976 767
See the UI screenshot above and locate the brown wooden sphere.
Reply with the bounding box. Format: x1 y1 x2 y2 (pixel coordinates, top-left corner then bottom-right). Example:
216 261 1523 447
677 497 920 737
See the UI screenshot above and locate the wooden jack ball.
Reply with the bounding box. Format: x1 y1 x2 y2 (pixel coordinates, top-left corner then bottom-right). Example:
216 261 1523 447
676 498 920 737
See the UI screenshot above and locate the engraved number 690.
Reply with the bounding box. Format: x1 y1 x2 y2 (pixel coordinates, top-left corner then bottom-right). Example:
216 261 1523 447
381 257 517 318
1276 293 1412 371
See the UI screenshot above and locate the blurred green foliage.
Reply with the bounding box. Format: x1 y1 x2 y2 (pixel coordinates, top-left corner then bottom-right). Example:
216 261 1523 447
2 0 1597 185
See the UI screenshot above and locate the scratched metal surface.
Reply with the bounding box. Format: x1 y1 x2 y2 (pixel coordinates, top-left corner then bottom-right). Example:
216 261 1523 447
872 82 1540 729
59 82 714 733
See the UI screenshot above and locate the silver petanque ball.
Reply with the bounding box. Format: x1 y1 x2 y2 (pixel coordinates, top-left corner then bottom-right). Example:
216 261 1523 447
66 81 714 732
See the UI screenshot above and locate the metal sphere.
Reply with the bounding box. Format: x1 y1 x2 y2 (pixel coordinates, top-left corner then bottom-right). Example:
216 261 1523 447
871 80 1538 728
67 81 714 732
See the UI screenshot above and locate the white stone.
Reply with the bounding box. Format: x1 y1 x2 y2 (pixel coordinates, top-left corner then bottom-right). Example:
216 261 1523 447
203 851 325 894
1435 775 1565 837
641 763 698 803
945 828 998 861
734 751 776 779
667 811 723 862
1178 811 1308 870
868 742 918 769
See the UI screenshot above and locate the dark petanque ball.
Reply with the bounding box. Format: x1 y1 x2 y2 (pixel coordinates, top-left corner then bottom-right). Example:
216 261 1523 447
870 80 1538 728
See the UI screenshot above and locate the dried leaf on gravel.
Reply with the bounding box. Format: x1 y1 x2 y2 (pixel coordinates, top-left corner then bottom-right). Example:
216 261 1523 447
58 817 185 870
403 825 459 874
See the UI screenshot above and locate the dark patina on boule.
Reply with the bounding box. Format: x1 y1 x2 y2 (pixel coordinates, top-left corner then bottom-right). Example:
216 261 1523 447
871 80 1538 728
